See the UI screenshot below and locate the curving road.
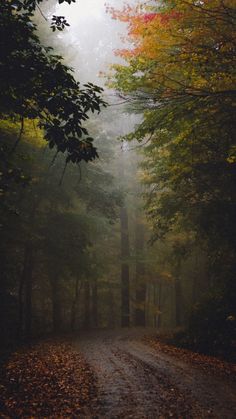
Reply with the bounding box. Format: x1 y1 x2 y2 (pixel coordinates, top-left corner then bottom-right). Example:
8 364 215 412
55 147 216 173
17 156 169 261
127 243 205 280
75 329 236 418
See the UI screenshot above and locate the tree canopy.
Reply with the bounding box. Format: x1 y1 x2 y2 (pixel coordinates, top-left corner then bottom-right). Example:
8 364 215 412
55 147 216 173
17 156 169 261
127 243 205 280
108 0 236 244
0 0 106 165
107 0 236 348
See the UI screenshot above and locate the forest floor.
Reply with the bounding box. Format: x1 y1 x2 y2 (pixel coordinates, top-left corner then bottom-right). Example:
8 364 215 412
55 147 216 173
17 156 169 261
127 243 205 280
0 339 95 417
0 329 236 418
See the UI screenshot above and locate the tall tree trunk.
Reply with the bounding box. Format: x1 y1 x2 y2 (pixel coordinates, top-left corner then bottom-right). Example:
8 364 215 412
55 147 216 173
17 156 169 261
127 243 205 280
173 256 183 328
153 284 157 328
24 244 34 341
135 218 146 326
108 287 115 328
17 246 28 340
171 282 176 328
175 277 182 327
191 250 199 305
83 280 90 329
92 278 98 328
157 281 162 328
51 273 62 333
23 199 38 341
120 206 130 327
71 277 81 332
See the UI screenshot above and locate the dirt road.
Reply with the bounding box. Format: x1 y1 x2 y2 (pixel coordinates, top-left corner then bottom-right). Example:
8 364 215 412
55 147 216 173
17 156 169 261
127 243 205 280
75 329 236 418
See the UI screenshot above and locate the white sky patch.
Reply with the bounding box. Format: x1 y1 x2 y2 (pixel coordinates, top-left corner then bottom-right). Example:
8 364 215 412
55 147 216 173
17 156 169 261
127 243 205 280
54 0 133 84
52 0 142 134
56 0 105 24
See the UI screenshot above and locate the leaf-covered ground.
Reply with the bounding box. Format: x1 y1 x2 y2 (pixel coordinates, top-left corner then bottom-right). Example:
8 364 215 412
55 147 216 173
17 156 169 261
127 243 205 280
145 336 236 380
0 339 95 417
1 331 236 418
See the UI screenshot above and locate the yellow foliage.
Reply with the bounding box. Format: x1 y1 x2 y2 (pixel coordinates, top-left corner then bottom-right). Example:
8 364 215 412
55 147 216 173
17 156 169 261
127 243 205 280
113 0 236 99
0 119 46 149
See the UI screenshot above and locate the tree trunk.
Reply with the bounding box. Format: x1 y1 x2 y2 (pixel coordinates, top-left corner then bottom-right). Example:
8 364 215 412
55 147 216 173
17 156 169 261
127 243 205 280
120 206 130 327
24 244 34 341
92 278 98 328
135 218 146 327
108 287 115 328
23 196 39 342
175 277 182 327
157 281 162 328
51 273 62 333
71 277 81 332
83 280 90 329
17 246 28 340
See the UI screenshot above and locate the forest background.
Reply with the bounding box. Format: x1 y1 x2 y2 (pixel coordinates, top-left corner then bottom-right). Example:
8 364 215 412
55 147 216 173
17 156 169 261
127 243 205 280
0 0 235 361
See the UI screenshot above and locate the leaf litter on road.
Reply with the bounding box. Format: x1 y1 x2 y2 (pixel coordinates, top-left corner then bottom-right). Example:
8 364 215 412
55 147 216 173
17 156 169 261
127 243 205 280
144 336 236 380
0 339 96 417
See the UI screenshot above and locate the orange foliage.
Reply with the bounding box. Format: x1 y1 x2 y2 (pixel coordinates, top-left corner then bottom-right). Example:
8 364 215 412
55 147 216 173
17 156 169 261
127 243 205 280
0 340 96 417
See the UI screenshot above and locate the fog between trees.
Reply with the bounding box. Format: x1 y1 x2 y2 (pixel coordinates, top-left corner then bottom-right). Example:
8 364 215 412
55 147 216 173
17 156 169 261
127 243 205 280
1 0 235 361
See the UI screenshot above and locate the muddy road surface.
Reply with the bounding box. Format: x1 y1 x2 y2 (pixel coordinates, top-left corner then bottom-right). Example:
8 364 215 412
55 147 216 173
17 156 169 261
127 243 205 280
74 329 236 418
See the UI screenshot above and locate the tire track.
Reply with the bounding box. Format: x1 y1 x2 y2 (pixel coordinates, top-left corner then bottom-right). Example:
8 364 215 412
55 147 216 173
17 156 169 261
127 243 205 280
75 329 236 418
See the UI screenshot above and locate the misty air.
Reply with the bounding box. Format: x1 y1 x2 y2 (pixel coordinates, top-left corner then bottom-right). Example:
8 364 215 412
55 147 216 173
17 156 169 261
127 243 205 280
0 0 236 417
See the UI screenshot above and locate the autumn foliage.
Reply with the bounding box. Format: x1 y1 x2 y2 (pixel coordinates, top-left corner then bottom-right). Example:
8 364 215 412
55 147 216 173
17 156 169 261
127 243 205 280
108 0 235 94
107 0 236 353
0 340 95 417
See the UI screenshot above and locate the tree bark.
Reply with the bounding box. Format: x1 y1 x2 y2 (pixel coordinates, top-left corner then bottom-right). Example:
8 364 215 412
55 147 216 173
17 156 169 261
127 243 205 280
17 246 28 340
157 281 162 328
51 272 62 333
71 277 81 332
24 244 34 341
108 287 115 328
83 280 90 329
135 218 146 326
175 277 182 327
92 278 98 328
23 199 38 341
120 206 130 327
